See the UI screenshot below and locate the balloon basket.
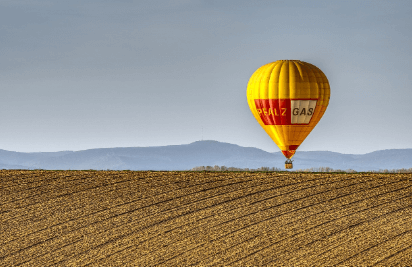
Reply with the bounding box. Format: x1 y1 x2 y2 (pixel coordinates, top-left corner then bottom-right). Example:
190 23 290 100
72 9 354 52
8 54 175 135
285 159 293 169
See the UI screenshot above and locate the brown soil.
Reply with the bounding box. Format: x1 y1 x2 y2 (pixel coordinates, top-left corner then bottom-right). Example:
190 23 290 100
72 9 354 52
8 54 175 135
1 170 412 266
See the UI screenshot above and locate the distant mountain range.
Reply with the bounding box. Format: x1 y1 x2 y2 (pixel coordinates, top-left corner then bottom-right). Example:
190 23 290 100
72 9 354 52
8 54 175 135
0 140 411 171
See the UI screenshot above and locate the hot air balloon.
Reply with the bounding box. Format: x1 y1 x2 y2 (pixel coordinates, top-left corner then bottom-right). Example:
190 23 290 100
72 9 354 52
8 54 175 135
247 60 330 169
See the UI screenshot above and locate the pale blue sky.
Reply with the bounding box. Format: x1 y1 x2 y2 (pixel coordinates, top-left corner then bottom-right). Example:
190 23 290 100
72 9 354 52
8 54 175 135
1 0 411 153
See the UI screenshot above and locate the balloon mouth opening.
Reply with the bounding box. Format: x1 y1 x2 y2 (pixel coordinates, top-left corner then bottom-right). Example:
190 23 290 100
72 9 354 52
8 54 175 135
282 150 296 159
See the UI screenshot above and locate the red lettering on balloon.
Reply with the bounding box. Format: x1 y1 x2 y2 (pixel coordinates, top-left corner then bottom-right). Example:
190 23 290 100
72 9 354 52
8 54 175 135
254 99 291 125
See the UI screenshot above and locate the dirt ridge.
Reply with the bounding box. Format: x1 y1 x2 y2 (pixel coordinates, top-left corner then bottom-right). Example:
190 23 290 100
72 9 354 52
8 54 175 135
1 170 411 266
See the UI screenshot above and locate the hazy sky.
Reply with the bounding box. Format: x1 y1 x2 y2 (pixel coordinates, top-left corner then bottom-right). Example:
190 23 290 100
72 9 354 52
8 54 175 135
1 0 411 153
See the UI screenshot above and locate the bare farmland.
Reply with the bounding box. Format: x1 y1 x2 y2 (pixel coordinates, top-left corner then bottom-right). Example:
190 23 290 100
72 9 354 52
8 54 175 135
1 170 412 266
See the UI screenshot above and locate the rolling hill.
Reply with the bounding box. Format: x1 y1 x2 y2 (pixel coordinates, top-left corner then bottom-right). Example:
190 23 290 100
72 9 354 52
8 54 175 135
0 140 411 171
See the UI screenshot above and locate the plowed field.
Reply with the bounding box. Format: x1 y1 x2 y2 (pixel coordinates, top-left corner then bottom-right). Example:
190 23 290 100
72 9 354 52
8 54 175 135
1 170 412 266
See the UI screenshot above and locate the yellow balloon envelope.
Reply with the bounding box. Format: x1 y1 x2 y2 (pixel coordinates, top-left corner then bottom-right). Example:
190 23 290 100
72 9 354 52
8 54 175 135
247 60 330 161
